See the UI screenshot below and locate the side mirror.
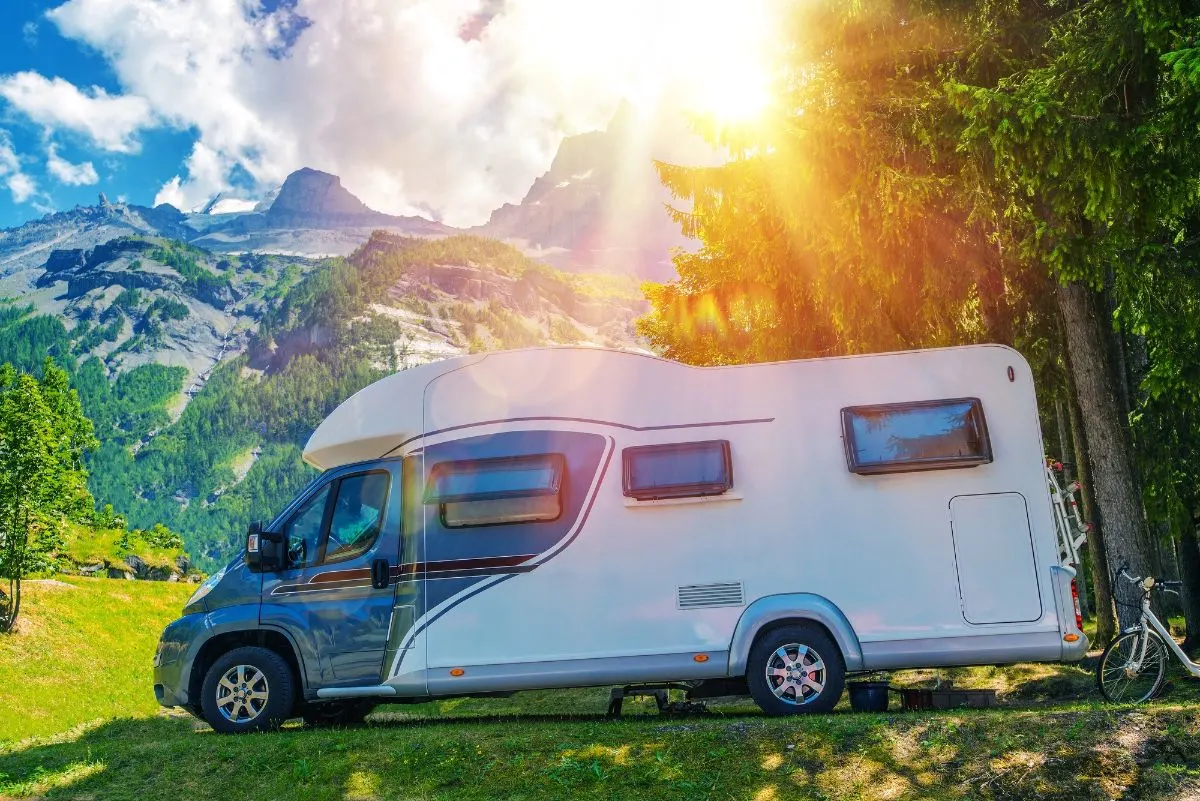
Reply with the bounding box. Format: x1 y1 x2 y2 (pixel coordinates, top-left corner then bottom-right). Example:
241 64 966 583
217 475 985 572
245 521 283 573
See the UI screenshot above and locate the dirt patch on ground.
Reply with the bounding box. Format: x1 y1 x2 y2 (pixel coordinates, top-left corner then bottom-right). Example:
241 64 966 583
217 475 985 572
24 580 76 589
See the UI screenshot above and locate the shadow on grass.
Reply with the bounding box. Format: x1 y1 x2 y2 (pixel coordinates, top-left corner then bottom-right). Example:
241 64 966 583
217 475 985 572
3 703 1200 800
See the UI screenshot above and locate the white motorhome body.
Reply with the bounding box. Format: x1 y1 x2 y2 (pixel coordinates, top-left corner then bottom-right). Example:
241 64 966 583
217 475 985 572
295 344 1086 709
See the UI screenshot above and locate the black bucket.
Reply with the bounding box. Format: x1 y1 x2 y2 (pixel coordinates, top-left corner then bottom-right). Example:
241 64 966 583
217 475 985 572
847 681 890 712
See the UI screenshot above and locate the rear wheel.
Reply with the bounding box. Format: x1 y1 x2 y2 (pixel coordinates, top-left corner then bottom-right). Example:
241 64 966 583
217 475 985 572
747 624 845 716
200 646 295 734
302 700 375 728
1097 629 1168 703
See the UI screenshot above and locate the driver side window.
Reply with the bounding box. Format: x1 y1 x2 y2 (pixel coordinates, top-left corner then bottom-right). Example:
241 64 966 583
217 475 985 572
283 484 331 569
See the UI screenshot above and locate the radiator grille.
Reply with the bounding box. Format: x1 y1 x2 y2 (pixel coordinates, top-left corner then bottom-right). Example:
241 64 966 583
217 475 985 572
677 582 744 609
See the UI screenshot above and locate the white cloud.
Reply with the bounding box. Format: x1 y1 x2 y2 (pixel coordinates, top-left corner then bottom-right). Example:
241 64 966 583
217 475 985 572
46 144 100 185
43 0 748 221
22 22 38 46
0 131 37 203
0 71 153 154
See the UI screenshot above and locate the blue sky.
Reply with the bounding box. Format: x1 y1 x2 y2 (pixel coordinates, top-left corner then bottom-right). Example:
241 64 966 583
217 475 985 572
0 1 194 227
0 1 756 231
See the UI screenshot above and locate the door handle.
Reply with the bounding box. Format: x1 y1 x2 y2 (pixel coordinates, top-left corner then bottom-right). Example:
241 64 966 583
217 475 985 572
371 558 390 590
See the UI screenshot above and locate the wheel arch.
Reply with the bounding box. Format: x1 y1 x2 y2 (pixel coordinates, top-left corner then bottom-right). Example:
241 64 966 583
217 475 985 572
186 625 308 707
728 593 864 676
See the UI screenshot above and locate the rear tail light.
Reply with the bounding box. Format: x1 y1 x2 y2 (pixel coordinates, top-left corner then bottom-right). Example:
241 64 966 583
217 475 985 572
1071 579 1083 631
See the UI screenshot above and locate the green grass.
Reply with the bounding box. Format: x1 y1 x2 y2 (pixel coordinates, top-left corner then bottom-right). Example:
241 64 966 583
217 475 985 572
3 579 1200 799
59 522 187 573
0 578 193 741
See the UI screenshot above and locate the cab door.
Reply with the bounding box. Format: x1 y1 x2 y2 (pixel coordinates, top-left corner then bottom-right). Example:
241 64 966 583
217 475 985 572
260 463 402 687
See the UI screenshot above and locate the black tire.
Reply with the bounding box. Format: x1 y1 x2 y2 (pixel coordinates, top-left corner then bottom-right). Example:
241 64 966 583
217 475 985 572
200 646 296 734
301 700 375 728
1096 629 1168 703
747 623 845 716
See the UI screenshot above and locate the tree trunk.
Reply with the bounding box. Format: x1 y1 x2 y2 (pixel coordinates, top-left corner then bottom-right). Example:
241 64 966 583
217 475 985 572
1179 502 1200 655
1056 281 1152 629
1067 365 1115 646
0 579 11 634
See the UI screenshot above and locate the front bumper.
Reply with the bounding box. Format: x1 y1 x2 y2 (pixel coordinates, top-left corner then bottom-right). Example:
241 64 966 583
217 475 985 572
152 612 206 708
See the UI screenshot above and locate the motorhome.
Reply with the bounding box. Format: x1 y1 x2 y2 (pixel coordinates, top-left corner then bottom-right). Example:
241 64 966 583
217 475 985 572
153 345 1088 732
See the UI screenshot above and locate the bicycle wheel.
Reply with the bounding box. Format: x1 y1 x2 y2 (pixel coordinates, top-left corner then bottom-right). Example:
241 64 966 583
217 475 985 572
1097 629 1168 703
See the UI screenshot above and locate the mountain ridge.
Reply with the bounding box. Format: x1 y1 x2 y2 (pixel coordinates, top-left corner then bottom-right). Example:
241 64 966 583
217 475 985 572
2 106 693 281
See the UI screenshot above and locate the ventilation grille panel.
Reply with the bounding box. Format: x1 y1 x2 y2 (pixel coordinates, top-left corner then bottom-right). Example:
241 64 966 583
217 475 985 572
677 581 744 609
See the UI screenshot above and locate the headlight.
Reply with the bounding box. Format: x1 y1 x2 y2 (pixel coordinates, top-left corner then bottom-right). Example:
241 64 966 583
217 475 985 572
186 565 227 609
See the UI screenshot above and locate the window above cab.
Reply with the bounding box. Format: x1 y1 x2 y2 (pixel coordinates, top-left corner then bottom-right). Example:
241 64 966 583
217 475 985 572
424 453 565 528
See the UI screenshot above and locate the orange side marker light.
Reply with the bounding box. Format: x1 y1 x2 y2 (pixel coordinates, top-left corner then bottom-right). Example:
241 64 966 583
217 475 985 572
450 668 465 676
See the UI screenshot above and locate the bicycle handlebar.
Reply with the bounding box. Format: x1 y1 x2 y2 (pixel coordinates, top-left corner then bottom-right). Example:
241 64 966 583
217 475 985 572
1115 564 1184 594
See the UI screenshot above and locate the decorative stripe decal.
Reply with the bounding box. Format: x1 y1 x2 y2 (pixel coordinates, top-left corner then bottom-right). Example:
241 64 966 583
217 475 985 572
381 415 774 458
270 554 541 596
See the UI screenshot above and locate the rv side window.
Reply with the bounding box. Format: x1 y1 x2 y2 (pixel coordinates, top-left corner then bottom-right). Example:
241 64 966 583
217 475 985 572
425 453 565 528
842 398 992 475
623 440 733 501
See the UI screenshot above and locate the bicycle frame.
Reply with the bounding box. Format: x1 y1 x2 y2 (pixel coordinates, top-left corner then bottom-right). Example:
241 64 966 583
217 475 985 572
1124 592 1200 679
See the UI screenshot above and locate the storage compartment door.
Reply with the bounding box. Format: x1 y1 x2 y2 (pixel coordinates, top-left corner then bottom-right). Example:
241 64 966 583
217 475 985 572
950 493 1041 624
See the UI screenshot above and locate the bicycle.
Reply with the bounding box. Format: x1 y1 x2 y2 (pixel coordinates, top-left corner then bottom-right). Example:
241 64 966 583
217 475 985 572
1096 565 1200 703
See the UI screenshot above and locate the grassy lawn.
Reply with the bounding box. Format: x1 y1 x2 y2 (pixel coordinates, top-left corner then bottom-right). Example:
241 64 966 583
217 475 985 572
0 577 194 741
3 577 1200 799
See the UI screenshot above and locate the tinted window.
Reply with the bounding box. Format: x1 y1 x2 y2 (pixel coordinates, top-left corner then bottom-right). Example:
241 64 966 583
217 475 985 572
426 454 564 528
842 398 992 474
284 485 330 568
623 440 733 501
325 471 389 563
427 454 563 502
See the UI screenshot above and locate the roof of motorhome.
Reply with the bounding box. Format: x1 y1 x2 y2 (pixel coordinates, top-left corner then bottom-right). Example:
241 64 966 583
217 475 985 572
302 344 1028 470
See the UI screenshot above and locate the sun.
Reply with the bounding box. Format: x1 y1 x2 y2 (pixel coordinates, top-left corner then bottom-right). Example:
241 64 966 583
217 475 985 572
652 0 778 125
680 57 774 124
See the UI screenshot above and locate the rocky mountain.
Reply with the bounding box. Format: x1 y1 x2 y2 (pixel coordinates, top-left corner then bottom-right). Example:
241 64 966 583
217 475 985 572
0 225 645 569
478 102 697 280
2 102 702 285
0 109 692 568
0 196 191 296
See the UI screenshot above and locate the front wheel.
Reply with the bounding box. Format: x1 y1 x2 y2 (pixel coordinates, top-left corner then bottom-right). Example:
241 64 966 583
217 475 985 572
1097 629 1168 703
746 624 845 716
200 646 296 734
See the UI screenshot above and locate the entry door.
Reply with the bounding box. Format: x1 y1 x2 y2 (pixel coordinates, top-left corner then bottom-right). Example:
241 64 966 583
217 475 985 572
260 464 402 686
949 493 1042 624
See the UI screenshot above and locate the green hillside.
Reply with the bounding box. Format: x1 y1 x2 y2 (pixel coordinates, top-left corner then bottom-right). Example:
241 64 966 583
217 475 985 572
0 578 194 741
0 233 643 570
3 579 1200 799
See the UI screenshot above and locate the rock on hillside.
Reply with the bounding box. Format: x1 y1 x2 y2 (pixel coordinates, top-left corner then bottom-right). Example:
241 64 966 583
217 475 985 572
0 196 190 295
32 236 320 385
251 232 648 373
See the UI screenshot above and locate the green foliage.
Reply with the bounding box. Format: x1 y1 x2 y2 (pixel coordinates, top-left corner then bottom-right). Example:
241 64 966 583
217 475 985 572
113 288 142 312
145 297 189 323
549 315 585 344
150 242 231 298
0 306 72 374
133 523 184 551
0 360 98 632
